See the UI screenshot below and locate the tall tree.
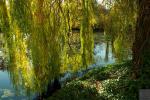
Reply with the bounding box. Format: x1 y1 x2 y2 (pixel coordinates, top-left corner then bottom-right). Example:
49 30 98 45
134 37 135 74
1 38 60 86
132 0 150 79
80 0 94 68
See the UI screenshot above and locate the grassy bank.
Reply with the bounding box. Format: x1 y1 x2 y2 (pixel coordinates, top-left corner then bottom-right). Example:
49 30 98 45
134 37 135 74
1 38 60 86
48 61 149 100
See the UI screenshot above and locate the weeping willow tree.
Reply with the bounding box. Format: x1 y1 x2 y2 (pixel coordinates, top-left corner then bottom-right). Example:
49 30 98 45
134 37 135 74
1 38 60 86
0 0 10 51
30 0 52 92
7 26 34 95
6 0 35 95
0 0 35 96
1 0 64 94
0 0 10 60
0 0 97 96
104 0 137 62
60 0 95 72
61 0 83 72
80 0 95 68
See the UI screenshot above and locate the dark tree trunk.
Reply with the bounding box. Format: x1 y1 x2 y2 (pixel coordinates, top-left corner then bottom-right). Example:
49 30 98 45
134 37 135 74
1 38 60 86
132 0 150 79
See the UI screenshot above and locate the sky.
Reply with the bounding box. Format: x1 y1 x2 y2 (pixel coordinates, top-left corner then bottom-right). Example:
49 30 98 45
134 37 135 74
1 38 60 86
97 0 103 4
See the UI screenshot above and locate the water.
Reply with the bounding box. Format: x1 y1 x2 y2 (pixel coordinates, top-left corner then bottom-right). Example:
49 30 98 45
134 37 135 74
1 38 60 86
94 33 115 66
0 71 30 100
0 32 129 99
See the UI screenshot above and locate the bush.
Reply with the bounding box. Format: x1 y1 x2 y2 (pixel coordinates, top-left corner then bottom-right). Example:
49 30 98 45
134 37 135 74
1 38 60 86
48 60 150 100
48 80 105 100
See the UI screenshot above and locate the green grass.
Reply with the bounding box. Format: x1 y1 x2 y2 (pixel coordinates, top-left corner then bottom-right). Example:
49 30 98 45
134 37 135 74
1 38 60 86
48 60 150 100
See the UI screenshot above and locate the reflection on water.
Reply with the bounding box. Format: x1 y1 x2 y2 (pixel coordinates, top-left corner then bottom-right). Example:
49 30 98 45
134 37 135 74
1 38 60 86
94 42 115 66
0 71 32 100
0 32 130 99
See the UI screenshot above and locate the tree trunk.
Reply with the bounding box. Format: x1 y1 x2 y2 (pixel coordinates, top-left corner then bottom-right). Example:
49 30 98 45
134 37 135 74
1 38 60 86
132 0 150 79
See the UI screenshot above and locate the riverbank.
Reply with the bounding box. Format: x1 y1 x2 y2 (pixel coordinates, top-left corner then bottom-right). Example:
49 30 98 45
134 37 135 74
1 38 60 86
48 60 147 100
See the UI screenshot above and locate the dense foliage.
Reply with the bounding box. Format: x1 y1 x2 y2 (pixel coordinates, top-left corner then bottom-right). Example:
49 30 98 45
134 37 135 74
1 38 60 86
49 60 150 100
1 0 149 100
